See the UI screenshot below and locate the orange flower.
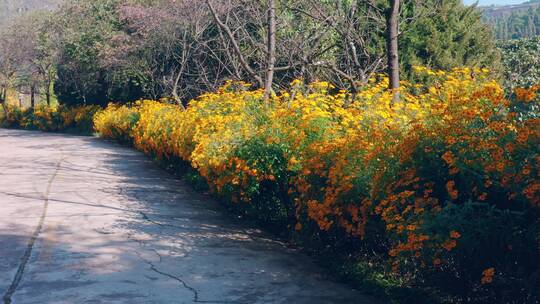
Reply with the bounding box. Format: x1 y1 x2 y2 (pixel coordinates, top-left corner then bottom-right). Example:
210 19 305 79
523 182 540 206
442 151 456 166
446 181 459 200
450 231 461 239
515 87 537 102
442 239 457 251
481 267 496 285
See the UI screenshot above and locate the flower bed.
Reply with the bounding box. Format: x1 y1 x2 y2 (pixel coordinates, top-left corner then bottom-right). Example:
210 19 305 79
3 68 538 302
94 69 539 302
0 104 100 134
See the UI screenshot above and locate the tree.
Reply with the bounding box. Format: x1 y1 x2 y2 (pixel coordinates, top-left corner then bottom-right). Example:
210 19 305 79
205 0 265 88
52 0 146 106
386 0 400 101
292 0 386 94
0 0 503 107
118 0 235 104
264 0 277 101
0 12 48 107
205 0 321 99
400 0 500 77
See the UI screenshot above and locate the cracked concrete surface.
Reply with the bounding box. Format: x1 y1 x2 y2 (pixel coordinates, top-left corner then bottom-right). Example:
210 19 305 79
0 129 376 304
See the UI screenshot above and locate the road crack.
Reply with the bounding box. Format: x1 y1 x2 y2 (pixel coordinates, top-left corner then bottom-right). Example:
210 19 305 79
2 155 64 304
128 233 232 304
139 211 188 230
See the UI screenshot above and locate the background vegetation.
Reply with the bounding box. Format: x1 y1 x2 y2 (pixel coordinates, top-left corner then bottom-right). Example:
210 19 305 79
0 0 500 107
499 36 540 90
482 0 540 40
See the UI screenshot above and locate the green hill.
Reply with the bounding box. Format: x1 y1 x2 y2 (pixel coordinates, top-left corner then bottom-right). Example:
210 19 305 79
481 1 540 39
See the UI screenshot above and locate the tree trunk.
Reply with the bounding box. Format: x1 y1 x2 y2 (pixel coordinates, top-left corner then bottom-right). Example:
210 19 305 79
386 0 400 103
172 70 186 110
263 0 276 102
0 87 5 103
0 87 5 116
45 77 51 106
30 85 36 108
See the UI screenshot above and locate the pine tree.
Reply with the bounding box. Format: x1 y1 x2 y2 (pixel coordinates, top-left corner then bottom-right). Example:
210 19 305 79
400 0 500 76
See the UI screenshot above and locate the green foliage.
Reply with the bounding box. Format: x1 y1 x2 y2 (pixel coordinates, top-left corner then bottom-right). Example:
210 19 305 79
421 202 540 303
54 0 146 106
499 36 540 90
229 138 294 230
91 74 539 303
0 106 24 128
3 0 505 106
401 0 500 77
0 104 101 134
483 2 540 40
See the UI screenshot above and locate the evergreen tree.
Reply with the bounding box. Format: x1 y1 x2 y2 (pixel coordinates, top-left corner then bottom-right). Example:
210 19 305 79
400 0 500 76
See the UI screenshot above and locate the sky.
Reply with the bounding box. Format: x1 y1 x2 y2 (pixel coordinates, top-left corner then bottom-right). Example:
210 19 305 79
463 0 527 5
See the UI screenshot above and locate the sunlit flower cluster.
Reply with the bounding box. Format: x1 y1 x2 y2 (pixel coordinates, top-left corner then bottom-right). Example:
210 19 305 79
93 68 539 292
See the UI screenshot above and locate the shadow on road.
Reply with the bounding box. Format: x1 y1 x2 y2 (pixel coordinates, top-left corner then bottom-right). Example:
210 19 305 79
0 129 375 304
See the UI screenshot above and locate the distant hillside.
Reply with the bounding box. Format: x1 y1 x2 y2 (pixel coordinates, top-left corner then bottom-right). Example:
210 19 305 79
482 1 540 16
481 1 540 40
0 0 62 26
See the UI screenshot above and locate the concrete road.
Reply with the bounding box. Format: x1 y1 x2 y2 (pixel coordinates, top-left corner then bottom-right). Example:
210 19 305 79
0 129 374 304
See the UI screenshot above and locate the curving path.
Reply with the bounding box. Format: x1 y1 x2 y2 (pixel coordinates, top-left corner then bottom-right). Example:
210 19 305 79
0 129 375 304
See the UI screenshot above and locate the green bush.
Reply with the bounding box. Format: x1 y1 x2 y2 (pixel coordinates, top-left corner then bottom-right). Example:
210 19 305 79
0 104 101 134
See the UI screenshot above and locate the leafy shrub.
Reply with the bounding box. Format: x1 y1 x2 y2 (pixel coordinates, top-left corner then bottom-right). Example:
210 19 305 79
91 69 540 302
0 104 100 134
4 68 536 302
94 103 140 143
499 37 540 90
0 105 24 128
